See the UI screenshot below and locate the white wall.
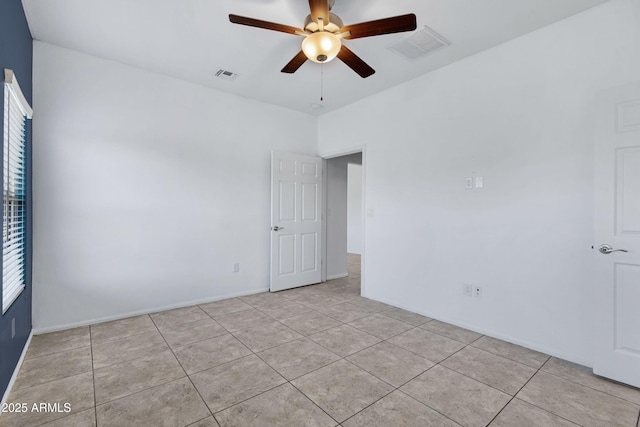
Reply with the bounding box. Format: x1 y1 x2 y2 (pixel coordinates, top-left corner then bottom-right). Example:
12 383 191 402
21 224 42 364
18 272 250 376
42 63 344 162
325 153 362 279
32 42 318 332
347 163 363 255
318 0 640 365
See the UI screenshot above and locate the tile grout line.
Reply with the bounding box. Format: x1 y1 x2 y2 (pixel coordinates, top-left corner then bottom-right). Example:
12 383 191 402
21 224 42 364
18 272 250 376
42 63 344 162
431 338 584 427
89 325 98 427
480 355 588 427
147 313 218 425
538 365 640 408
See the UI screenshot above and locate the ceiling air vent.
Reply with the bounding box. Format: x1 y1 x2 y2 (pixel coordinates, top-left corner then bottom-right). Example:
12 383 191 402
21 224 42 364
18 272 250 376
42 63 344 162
215 69 240 82
388 26 449 61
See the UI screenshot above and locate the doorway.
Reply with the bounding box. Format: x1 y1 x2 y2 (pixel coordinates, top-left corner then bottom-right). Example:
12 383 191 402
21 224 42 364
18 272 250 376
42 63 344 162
323 151 364 294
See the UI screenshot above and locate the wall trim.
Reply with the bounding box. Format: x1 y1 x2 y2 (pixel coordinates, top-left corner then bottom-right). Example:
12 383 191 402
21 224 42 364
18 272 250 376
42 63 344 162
326 273 349 280
1 331 33 408
33 287 269 334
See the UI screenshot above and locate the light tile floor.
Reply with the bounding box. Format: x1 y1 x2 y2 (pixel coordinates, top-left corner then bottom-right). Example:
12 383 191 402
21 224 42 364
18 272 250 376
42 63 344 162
2 254 640 426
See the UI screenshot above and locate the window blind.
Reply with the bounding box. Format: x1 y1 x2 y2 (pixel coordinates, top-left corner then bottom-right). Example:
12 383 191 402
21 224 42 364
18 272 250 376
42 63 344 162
3 69 31 314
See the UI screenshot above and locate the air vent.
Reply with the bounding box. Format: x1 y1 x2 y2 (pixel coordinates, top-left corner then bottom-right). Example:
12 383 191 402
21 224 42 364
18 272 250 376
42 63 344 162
215 69 240 82
388 26 449 61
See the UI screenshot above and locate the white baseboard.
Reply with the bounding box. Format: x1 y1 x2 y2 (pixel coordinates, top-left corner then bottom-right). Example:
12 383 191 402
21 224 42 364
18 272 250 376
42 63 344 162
1 331 33 407
326 273 348 280
32 287 270 335
361 292 592 368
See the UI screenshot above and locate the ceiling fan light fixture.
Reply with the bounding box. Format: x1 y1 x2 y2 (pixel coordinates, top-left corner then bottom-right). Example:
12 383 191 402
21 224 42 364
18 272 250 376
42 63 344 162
302 32 341 63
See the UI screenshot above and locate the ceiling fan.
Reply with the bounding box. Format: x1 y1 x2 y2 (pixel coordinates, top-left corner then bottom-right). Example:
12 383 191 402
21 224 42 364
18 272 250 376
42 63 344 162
229 0 417 78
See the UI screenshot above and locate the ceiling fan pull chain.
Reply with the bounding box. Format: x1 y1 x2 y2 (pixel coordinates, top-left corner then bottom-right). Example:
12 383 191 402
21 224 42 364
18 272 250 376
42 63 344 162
320 64 324 102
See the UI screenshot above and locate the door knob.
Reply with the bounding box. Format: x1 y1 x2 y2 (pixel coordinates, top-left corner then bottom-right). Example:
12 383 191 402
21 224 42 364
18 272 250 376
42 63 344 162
272 226 284 231
599 244 628 254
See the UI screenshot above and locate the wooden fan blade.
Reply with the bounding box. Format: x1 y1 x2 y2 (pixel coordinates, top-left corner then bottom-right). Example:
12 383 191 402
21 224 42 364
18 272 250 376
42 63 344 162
337 45 375 78
341 13 417 40
229 14 303 35
308 0 330 25
281 51 308 74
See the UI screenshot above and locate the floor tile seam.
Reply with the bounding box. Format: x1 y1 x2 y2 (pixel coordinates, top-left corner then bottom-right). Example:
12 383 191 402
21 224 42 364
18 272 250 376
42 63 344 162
431 362 514 398
11 366 96 395
320 311 374 324
3 408 77 427
89 327 99 427
636 409 640 427
535 368 640 408
468 341 550 370
222 318 305 353
89 313 155 329
447 343 546 374
484 356 578 427
19 343 93 365
263 304 337 323
344 353 435 390
182 375 216 422
378 338 440 367
185 415 216 427
164 319 258 376
293 334 348 359
285 379 343 425
306 331 382 359
92 344 181 373
182 309 257 336
418 325 483 346
154 315 226 332
207 380 289 419
396 388 466 426
230 313 302 336
161 305 209 317
344 319 415 342
91 335 169 362
201 306 255 320
90 327 160 347
24 340 92 362
201 300 255 314
336 387 399 425
236 334 304 354
146 313 194 380
92 345 176 371
157 329 230 351
94 373 189 407
151 316 215 331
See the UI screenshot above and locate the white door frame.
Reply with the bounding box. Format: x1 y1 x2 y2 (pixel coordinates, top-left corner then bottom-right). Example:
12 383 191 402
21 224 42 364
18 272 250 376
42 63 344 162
320 145 366 295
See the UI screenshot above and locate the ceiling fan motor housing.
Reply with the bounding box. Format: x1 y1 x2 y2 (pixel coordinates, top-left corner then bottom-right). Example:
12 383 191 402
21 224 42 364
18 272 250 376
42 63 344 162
303 13 344 33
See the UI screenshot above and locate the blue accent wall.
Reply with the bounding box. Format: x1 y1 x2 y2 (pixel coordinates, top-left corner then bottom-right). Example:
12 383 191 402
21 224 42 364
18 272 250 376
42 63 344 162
0 0 33 398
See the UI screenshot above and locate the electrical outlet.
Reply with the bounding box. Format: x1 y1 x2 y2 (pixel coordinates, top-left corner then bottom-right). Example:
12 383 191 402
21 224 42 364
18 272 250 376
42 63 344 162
233 262 240 273
463 284 472 296
465 177 473 189
474 286 482 298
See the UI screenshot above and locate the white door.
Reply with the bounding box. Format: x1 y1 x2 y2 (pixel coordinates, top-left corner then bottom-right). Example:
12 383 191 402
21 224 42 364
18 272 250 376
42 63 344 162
593 81 640 388
270 151 323 292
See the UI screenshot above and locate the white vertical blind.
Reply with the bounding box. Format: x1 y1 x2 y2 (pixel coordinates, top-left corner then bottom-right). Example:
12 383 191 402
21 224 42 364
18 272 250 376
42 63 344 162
3 69 31 314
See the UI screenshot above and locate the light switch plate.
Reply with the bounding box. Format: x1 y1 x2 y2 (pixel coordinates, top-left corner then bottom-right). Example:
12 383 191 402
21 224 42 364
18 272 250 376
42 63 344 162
475 176 484 188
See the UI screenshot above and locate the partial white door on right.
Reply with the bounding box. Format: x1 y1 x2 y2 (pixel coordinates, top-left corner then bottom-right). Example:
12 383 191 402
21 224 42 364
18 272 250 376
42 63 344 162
593 81 640 388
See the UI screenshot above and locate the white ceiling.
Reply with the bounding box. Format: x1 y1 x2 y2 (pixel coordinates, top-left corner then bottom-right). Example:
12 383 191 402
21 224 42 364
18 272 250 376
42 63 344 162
22 0 608 115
